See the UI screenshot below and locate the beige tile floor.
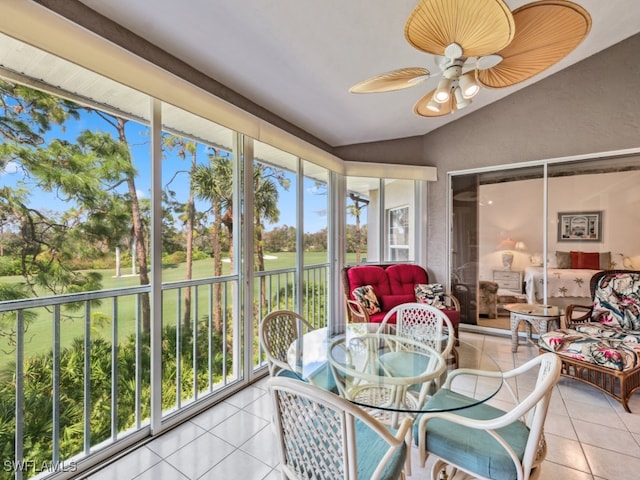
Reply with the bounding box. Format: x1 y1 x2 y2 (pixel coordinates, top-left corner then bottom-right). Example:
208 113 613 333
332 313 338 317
80 331 640 480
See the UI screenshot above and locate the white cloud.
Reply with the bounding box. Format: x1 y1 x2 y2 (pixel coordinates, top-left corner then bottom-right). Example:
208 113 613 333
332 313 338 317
1 161 18 175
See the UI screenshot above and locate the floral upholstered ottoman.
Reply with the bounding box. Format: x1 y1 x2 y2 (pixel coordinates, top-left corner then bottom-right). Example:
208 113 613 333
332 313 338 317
539 323 640 371
539 323 640 411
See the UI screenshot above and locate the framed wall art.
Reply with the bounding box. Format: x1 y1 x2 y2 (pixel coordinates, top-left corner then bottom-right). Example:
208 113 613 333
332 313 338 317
557 211 602 242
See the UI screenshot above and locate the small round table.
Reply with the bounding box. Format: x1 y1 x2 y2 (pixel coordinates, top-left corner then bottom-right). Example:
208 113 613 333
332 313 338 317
505 303 561 352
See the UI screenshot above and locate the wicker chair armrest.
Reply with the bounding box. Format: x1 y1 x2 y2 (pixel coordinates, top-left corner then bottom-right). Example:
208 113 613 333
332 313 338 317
346 299 370 323
563 304 592 328
444 293 460 311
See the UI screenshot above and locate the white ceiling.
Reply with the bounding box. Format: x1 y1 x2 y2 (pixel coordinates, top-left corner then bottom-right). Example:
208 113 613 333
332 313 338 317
76 0 640 147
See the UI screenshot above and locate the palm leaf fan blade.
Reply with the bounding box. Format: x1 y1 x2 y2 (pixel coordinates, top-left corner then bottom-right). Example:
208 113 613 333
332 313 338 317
477 0 591 88
405 0 515 57
349 67 430 93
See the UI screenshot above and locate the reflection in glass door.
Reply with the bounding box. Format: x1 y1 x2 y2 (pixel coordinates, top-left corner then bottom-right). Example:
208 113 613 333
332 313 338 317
451 166 545 330
451 154 640 333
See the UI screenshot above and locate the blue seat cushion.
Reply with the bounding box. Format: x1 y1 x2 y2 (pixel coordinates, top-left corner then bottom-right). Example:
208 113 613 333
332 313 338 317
276 363 338 394
356 419 406 480
275 368 302 379
378 351 432 378
414 388 530 480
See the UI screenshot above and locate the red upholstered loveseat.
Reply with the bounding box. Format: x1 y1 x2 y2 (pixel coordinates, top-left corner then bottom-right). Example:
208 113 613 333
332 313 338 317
341 264 460 340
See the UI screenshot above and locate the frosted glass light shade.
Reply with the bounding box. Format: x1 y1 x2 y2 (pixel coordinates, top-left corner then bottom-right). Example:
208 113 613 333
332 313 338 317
459 72 480 98
434 78 452 103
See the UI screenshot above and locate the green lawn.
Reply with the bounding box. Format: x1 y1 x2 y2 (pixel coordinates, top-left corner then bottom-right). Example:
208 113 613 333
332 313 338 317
0 251 339 368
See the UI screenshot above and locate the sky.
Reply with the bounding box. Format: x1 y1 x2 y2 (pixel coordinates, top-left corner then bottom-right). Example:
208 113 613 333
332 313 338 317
0 107 340 234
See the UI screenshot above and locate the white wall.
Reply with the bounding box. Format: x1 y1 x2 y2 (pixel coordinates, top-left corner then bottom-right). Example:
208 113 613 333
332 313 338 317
478 170 640 280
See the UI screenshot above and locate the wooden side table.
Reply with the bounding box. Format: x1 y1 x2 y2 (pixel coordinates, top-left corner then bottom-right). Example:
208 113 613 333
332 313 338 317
504 303 561 352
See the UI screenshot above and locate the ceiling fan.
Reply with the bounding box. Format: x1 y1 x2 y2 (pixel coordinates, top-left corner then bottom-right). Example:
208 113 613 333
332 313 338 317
349 0 591 117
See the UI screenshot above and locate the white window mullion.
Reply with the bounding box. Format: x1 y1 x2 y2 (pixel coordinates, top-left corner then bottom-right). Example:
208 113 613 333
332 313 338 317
330 172 346 334
240 134 255 381
296 157 304 314
149 98 163 434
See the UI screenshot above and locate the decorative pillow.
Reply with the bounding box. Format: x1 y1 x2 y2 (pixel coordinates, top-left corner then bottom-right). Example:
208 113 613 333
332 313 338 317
599 252 611 269
571 251 600 269
352 285 381 315
593 273 640 330
529 253 543 266
555 251 571 269
415 283 445 309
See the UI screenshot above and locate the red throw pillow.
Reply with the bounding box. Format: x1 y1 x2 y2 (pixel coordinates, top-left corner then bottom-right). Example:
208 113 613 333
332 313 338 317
570 251 600 269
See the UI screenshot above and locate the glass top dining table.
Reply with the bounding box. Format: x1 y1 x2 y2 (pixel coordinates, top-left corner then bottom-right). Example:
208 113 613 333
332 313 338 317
286 323 503 414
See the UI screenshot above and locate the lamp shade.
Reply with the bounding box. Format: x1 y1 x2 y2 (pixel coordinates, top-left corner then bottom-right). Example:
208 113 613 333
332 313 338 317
515 241 527 251
497 238 516 250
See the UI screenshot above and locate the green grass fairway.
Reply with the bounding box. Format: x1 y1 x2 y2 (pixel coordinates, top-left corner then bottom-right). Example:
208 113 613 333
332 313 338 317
0 251 339 368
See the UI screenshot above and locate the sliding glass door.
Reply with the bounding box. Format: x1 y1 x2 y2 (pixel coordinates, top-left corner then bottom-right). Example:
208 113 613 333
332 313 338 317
450 153 640 331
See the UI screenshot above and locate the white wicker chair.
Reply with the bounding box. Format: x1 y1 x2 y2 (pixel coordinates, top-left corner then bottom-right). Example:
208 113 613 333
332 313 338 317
258 309 313 377
378 302 457 401
415 352 561 480
267 376 411 480
378 302 456 361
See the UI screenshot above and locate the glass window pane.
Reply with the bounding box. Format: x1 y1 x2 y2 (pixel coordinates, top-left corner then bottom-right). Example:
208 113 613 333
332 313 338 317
161 104 235 280
345 177 375 263
384 179 415 262
0 36 155 468
251 140 298 321
160 104 238 404
302 160 329 327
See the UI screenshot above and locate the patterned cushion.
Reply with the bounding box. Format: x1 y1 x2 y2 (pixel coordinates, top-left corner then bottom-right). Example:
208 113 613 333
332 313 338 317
415 283 445 309
539 324 640 371
593 272 640 330
352 285 381 315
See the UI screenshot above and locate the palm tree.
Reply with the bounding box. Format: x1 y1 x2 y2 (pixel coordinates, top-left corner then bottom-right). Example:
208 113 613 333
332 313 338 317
192 154 233 332
163 135 198 329
348 193 369 263
253 162 284 310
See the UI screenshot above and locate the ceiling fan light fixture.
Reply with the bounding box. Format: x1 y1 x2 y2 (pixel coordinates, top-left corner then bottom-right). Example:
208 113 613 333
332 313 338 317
454 87 472 109
459 72 480 98
426 99 441 112
434 78 452 103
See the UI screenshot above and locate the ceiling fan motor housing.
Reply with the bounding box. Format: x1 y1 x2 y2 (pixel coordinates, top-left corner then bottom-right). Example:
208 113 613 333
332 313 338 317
443 63 463 80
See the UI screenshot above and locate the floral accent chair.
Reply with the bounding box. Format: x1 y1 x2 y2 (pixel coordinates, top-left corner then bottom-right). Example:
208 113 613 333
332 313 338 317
539 270 640 411
591 271 640 329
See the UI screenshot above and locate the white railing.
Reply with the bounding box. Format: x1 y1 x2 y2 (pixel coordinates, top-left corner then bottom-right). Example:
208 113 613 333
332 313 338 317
0 263 329 480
